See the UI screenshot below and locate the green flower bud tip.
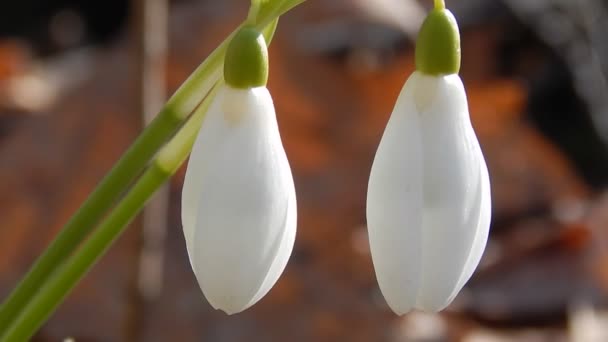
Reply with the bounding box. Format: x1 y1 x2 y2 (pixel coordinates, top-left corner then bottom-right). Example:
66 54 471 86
415 5 461 75
224 27 269 88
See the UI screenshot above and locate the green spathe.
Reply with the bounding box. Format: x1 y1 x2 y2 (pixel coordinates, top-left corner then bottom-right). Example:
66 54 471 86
415 8 461 75
224 27 269 88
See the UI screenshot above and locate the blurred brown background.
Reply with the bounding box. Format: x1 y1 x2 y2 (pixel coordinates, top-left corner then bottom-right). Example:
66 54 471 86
1 0 608 341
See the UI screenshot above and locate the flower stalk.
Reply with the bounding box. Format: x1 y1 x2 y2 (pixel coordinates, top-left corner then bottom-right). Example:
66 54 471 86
0 108 182 334
0 83 221 342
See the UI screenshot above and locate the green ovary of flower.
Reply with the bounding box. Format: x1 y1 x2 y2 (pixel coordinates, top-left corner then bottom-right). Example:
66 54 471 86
415 6 461 75
224 27 269 89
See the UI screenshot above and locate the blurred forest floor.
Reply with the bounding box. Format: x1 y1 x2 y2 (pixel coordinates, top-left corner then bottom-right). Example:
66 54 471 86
1 0 608 341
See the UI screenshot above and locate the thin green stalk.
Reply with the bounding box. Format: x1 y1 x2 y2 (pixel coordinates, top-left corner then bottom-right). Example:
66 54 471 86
0 111 182 333
0 0 302 332
0 84 219 342
0 22 223 334
0 165 170 342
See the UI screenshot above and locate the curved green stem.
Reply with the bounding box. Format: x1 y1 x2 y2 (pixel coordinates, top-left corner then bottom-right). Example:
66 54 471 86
0 21 230 335
0 164 170 342
0 110 182 333
0 81 220 342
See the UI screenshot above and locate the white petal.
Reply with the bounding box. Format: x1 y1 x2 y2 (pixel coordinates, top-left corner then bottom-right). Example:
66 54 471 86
366 74 424 315
247 180 297 308
411 72 490 311
182 85 296 314
446 151 491 304
182 89 225 261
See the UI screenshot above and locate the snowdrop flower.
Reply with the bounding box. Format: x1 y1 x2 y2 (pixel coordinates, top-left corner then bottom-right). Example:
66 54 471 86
181 28 296 314
366 0 491 315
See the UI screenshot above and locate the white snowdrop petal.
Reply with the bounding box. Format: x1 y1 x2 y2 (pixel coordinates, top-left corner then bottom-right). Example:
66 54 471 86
367 74 424 315
412 72 488 311
446 151 492 303
183 86 296 314
247 182 297 307
181 90 226 260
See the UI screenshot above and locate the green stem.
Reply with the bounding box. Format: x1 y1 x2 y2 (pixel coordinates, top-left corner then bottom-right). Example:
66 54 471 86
0 40 221 335
0 83 220 342
434 0 445 10
0 164 170 342
0 110 181 333
0 19 227 335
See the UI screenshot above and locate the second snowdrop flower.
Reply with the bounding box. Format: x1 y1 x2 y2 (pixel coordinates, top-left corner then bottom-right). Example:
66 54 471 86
181 27 297 314
366 0 492 315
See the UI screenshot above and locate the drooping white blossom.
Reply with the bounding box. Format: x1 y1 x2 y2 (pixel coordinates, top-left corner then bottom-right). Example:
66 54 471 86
181 85 297 314
366 71 491 315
